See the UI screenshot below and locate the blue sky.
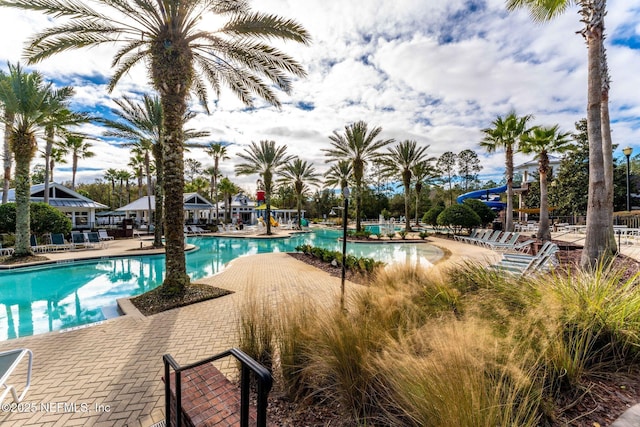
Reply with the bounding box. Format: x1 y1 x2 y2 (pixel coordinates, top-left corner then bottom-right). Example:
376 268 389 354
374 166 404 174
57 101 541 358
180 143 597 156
0 0 639 193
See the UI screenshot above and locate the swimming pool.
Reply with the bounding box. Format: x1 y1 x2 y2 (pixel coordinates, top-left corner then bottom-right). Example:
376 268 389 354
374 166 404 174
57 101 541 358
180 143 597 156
0 229 442 341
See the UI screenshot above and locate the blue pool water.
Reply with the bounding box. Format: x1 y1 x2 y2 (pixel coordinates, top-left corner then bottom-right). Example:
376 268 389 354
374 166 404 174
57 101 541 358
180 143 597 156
0 229 442 341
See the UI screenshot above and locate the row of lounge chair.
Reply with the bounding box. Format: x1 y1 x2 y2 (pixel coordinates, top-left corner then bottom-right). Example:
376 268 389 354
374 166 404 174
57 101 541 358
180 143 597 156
29 230 113 252
488 241 559 276
454 229 535 253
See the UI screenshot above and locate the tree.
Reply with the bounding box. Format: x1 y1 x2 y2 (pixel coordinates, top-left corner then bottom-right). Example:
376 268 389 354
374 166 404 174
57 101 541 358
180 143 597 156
218 177 237 224
2 0 310 294
324 121 393 232
463 198 496 227
379 140 433 232
436 151 457 205
204 142 230 225
236 140 292 235
0 63 57 256
115 169 132 206
279 158 321 229
324 160 353 192
458 149 482 191
59 134 94 190
184 158 202 182
47 146 67 183
506 0 613 267
0 69 14 204
520 125 574 241
0 202 71 236
437 204 481 234
412 160 437 226
480 111 533 232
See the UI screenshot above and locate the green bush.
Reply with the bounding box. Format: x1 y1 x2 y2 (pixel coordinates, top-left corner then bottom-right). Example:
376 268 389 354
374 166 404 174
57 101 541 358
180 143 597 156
423 205 445 229
437 204 481 234
294 245 383 275
463 198 496 226
0 202 72 236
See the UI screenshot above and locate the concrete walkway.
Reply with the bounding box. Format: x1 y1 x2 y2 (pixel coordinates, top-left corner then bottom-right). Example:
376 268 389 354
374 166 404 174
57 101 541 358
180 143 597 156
4 230 635 427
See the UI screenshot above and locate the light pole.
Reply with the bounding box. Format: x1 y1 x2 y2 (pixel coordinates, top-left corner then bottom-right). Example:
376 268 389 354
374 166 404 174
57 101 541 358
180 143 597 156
623 147 633 212
340 186 349 311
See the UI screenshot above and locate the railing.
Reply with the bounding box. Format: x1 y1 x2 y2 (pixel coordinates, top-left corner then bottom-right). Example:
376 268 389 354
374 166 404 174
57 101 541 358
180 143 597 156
163 348 273 427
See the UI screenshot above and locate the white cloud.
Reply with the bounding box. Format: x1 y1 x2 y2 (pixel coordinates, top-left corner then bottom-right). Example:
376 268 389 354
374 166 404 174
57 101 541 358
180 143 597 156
0 0 638 193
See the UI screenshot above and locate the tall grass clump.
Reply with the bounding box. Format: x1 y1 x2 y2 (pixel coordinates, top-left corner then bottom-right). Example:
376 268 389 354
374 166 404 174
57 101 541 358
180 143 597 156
539 262 640 388
375 321 545 427
237 297 277 372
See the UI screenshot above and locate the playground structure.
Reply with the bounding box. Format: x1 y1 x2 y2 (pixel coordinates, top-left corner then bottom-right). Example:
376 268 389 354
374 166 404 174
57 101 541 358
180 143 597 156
456 185 508 210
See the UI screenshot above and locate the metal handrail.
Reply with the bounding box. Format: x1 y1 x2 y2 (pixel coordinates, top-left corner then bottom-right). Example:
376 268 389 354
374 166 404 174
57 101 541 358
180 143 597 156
163 348 272 427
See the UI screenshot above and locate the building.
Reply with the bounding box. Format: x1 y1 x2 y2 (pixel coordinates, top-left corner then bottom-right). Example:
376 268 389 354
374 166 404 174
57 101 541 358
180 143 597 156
1 182 108 229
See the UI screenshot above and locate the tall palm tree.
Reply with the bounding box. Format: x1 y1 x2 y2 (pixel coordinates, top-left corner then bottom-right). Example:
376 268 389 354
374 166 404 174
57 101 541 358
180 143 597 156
279 158 321 229
379 140 434 232
0 63 56 256
324 121 394 232
102 94 207 248
506 0 612 267
103 168 119 209
236 140 292 235
204 142 230 225
115 169 132 206
217 177 236 224
42 102 90 203
520 125 574 241
480 111 533 232
411 160 437 227
0 69 14 204
324 160 353 191
128 149 146 198
47 146 67 182
1 0 310 294
60 134 94 190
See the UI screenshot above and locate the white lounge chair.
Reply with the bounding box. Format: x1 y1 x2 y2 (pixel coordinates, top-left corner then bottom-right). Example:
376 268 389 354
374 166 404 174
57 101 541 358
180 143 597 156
0 348 33 404
98 229 114 241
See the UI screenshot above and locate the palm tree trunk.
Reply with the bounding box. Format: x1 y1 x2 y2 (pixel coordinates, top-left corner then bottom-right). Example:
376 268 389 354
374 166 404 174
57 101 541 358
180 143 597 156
43 126 53 204
72 154 78 190
505 146 514 232
581 5 614 267
601 58 616 250
3 111 14 204
13 139 35 257
537 155 551 241
404 182 410 232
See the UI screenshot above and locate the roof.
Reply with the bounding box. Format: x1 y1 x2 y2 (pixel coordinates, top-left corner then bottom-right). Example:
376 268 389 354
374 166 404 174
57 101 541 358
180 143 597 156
117 194 214 211
1 182 108 209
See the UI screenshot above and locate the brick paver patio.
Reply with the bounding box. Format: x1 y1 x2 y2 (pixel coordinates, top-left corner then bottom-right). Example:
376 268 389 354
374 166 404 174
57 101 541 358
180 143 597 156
0 235 499 427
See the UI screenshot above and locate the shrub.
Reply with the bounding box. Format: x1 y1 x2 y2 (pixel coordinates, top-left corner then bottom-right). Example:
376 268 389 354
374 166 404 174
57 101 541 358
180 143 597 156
437 204 481 234
294 245 383 275
0 202 72 236
238 297 276 372
386 232 396 239
398 230 408 240
422 205 445 229
463 198 497 226
418 231 428 240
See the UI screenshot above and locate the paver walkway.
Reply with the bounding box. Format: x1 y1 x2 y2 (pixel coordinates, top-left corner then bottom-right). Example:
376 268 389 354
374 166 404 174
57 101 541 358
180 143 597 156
0 235 505 427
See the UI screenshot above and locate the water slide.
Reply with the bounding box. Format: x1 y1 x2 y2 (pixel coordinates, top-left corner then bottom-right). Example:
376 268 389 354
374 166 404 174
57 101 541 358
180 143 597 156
456 185 508 210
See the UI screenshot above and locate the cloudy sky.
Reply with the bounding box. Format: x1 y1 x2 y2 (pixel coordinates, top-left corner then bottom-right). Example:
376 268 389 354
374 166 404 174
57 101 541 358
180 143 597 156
1 0 639 195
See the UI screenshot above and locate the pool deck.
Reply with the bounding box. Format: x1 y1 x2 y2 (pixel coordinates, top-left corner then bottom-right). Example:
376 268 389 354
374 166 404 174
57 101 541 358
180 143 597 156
0 228 637 426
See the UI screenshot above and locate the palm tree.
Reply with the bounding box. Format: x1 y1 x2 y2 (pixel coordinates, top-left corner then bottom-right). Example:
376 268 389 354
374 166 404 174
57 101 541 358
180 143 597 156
520 125 574 241
217 177 237 224
2 0 310 294
506 0 612 267
236 140 292 235
204 142 230 225
279 158 321 229
379 140 434 232
0 63 56 256
128 149 146 199
324 160 353 191
324 121 394 232
411 160 437 226
0 69 14 204
47 146 67 182
114 169 132 206
480 111 533 232
103 168 119 209
60 134 94 190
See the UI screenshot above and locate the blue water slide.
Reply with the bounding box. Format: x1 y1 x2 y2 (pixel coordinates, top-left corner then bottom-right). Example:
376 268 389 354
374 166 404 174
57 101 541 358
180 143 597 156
456 185 508 210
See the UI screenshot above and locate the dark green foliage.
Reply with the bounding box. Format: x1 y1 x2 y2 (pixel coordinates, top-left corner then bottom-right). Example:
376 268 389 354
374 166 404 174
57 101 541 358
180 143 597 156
463 198 496 226
437 204 481 234
422 204 445 227
348 230 372 239
399 230 408 239
0 202 72 236
294 244 384 275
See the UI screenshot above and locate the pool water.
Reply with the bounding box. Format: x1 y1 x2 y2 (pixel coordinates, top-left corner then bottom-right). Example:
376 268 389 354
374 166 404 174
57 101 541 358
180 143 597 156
0 229 442 341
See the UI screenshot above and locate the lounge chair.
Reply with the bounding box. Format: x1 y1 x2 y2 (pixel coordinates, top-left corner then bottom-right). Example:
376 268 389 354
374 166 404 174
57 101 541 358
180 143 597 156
190 225 207 234
484 232 519 249
98 229 114 241
71 232 89 250
0 348 33 404
86 232 105 249
186 226 203 235
30 235 50 253
49 233 72 251
488 241 559 276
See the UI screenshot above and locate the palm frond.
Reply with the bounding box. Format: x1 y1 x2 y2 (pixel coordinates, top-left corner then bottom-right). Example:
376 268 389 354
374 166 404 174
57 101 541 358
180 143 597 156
221 12 311 45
